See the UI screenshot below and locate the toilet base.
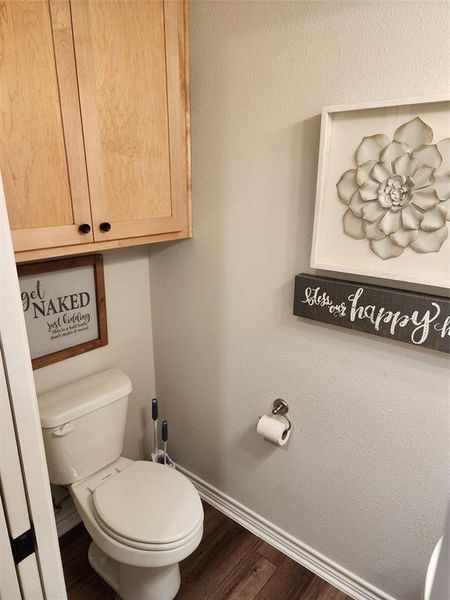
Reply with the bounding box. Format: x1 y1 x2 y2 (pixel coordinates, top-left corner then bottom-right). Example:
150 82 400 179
88 542 181 600
88 541 120 592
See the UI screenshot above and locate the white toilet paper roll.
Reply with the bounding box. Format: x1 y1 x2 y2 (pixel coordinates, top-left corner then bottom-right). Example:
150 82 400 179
257 414 291 446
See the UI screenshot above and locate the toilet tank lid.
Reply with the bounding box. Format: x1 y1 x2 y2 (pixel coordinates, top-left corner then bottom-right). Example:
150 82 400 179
38 369 132 428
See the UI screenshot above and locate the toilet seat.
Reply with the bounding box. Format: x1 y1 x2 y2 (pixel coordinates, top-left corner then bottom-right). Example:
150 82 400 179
95 514 203 552
92 461 203 552
71 456 204 568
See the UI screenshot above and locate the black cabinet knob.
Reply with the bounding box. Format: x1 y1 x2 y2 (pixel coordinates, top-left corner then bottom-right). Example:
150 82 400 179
78 223 91 234
99 222 111 232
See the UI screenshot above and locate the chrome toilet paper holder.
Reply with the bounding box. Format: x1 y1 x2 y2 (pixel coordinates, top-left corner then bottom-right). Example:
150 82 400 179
272 399 291 432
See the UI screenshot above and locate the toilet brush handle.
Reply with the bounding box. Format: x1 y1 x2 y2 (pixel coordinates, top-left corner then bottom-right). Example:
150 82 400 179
152 399 159 453
152 399 158 421
162 420 168 465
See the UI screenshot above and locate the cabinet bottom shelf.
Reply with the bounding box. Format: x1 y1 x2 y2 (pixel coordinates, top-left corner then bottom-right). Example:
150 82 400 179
14 227 192 263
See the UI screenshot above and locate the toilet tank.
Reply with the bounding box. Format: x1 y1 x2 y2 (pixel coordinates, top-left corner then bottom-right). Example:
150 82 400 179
38 369 132 485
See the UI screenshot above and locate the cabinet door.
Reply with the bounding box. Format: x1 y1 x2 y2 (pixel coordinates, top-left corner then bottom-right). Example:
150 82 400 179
0 1 93 251
71 0 189 242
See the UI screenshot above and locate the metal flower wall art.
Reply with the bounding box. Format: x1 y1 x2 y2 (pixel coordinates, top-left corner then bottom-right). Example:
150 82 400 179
336 117 450 260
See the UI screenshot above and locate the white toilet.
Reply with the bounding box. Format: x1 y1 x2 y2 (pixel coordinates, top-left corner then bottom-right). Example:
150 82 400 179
38 369 203 600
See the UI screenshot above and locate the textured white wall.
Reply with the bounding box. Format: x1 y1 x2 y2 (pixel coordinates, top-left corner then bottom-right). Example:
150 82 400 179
34 247 156 460
149 2 450 599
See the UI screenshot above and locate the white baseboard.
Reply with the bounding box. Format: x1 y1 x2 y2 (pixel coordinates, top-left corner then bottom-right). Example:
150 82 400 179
56 498 81 538
178 465 398 600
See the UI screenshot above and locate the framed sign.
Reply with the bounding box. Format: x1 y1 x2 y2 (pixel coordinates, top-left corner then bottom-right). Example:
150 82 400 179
18 255 107 369
293 274 449 353
311 95 450 288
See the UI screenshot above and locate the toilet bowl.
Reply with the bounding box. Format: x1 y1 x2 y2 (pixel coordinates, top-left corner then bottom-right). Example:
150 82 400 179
71 457 203 600
38 370 204 600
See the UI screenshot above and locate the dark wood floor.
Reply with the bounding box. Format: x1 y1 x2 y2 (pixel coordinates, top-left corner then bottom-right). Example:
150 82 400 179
60 501 352 600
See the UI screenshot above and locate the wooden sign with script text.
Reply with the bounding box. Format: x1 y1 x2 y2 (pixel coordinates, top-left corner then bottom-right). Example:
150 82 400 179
293 274 449 353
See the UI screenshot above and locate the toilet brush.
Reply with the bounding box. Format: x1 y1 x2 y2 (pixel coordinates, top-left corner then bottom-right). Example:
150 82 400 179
152 398 159 454
162 420 168 465
149 401 175 469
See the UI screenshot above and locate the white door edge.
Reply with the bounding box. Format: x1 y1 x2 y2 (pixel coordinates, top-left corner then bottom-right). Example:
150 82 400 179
0 175 67 599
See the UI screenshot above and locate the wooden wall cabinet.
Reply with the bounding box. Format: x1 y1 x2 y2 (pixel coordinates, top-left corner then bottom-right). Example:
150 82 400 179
0 0 191 262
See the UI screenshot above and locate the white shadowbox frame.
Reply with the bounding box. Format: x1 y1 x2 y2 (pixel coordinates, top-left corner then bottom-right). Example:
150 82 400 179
311 95 450 289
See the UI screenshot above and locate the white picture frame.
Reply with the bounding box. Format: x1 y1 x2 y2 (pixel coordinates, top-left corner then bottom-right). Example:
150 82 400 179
311 95 450 289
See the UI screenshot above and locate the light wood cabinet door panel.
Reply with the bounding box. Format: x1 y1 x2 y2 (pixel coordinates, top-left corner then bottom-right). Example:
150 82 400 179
0 0 93 251
71 0 188 242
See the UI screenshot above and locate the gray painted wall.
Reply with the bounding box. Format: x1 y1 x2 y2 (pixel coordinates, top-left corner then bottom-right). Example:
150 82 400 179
35 247 156 461
149 2 450 599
